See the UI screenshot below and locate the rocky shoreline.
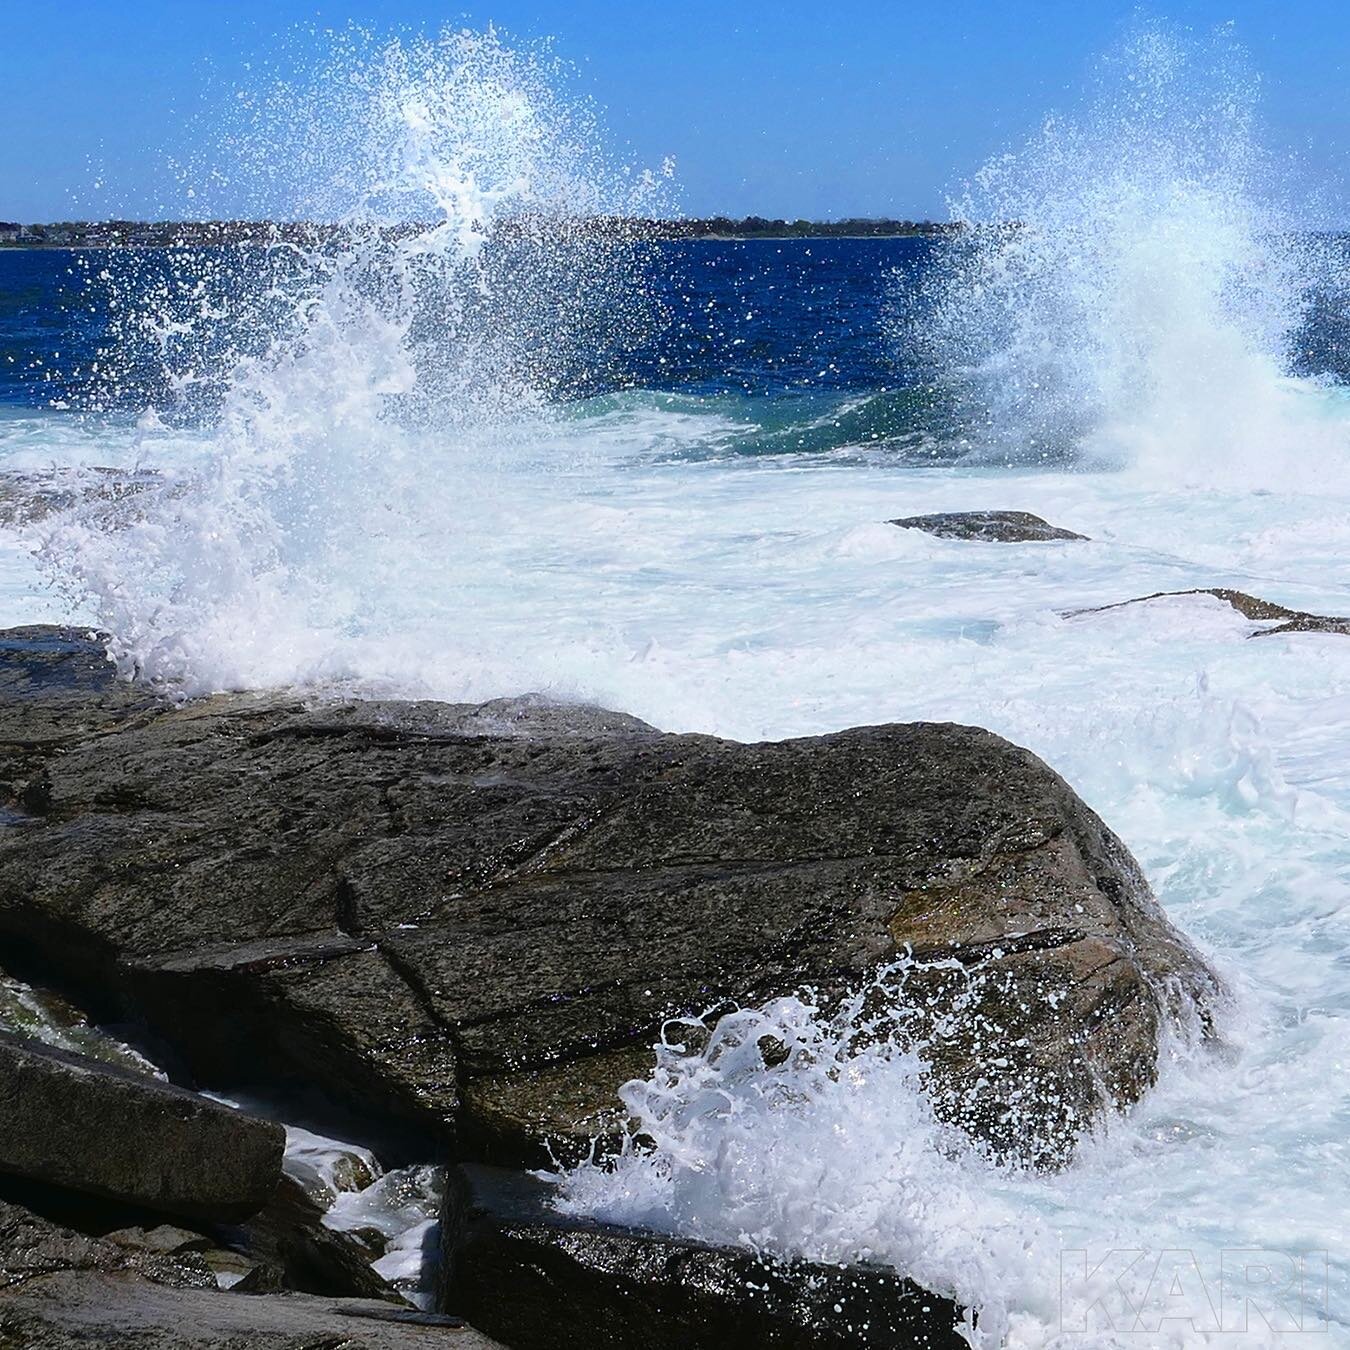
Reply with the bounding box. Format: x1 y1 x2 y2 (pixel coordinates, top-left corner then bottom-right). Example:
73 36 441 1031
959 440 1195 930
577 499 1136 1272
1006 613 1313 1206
0 623 1221 1346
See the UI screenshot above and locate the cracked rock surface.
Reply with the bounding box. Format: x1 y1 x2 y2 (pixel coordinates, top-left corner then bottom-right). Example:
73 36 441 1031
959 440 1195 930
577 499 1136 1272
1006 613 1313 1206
0 626 1218 1166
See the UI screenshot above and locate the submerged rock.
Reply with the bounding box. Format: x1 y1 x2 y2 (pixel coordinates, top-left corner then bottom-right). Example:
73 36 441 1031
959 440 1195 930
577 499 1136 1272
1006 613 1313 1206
0 626 1217 1169
888 509 1088 542
0 467 158 530
1067 587 1350 637
0 1033 284 1223
438 1165 969 1349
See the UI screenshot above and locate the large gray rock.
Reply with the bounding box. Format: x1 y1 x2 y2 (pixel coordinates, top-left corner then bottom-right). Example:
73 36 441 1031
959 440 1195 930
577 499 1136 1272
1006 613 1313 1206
439 1165 968 1349
0 626 1217 1167
0 1034 284 1222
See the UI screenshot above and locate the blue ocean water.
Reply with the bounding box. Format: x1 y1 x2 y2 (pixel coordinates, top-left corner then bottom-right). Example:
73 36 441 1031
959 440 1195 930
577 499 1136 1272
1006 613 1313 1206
2 237 936 410
6 234 1348 416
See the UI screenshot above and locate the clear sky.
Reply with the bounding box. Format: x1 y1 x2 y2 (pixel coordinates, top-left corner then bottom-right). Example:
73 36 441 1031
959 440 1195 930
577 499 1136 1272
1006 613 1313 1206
5 0 1349 223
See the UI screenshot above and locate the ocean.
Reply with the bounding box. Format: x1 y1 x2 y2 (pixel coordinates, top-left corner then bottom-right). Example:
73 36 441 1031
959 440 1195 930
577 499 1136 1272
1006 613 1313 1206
3 23 1350 1348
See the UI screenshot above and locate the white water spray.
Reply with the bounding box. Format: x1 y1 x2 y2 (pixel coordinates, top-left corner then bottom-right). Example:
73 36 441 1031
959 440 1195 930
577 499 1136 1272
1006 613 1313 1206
917 24 1348 485
41 27 664 689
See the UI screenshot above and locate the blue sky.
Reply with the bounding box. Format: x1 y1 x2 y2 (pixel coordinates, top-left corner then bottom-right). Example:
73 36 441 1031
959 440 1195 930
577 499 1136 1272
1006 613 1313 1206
5 0 1349 222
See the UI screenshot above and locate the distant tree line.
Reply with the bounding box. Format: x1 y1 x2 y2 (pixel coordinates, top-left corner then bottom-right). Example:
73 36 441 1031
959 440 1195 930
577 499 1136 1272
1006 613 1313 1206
0 220 333 248
0 216 962 249
638 216 961 239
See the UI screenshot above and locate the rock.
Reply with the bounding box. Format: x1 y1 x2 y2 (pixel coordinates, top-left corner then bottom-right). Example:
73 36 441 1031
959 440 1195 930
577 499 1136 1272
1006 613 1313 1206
103 1225 213 1257
0 624 163 816
0 467 157 530
0 1178 277 1294
1067 587 1350 637
209 1174 403 1302
0 1277 502 1349
198 1245 273 1291
0 1033 284 1223
95 1224 279 1292
439 1165 968 1349
888 510 1088 542
0 1195 503 1346
0 626 1217 1167
0 1058 400 1304
0 1197 214 1294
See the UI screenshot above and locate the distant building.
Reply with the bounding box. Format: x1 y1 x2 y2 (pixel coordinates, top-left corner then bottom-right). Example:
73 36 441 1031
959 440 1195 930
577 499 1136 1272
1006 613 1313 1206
0 222 21 244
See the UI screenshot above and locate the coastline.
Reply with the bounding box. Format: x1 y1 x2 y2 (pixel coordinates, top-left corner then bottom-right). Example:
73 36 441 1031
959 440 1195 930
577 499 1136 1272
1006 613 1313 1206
0 217 960 251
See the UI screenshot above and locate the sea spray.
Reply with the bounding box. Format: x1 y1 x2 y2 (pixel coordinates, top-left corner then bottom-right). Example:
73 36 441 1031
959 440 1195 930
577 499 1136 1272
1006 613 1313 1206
555 968 1039 1349
913 23 1346 485
41 26 666 688
554 954 1315 1350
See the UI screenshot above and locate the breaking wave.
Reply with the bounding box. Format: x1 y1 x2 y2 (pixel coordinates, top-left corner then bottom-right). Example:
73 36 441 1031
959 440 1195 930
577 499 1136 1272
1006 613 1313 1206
40 26 665 688
912 23 1350 485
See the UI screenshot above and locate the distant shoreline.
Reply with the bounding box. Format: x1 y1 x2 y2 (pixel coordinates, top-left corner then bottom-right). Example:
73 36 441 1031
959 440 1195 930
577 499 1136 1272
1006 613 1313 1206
0 217 961 250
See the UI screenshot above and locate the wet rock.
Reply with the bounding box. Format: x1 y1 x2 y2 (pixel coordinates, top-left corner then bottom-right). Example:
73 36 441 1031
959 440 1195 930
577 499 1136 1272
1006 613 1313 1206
0 1033 284 1223
0 467 158 530
438 1165 968 1349
888 509 1088 542
1067 587 1350 637
0 1195 501 1346
103 1225 213 1258
0 1276 487 1349
0 1277 500 1349
198 1245 273 1291
0 626 1217 1168
0 1197 214 1293
0 1169 394 1302
96 1223 276 1292
209 1174 403 1302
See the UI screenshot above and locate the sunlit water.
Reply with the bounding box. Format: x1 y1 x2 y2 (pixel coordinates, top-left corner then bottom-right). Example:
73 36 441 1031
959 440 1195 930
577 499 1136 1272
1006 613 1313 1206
2 20 1349 1348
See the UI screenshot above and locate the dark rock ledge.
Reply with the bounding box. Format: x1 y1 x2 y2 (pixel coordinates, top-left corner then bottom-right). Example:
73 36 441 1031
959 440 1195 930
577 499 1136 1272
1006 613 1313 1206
0 624 1222 1346
0 1031 282 1222
0 1196 502 1349
439 1165 969 1349
1066 587 1350 637
888 510 1089 542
